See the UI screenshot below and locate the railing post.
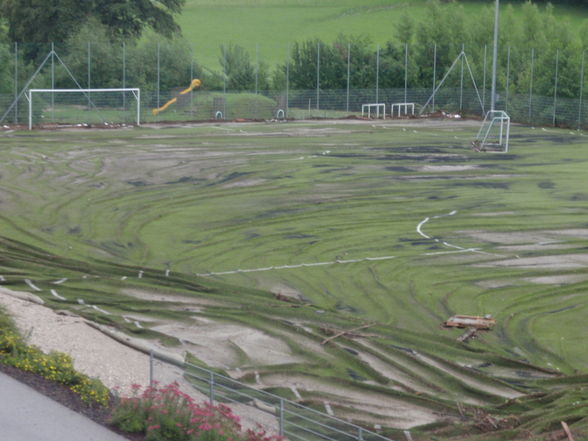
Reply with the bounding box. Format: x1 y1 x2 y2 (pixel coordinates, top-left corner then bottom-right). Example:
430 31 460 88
149 349 154 386
209 371 215 404
279 398 285 437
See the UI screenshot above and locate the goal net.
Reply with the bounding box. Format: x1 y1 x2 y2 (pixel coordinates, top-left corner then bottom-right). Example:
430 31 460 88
27 88 141 130
474 110 510 153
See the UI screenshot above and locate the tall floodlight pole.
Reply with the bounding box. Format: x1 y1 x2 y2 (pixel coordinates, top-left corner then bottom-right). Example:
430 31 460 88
490 0 500 111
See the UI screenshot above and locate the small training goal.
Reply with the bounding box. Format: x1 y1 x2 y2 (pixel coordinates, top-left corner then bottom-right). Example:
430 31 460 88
361 103 386 119
390 102 415 118
474 110 510 153
27 88 141 130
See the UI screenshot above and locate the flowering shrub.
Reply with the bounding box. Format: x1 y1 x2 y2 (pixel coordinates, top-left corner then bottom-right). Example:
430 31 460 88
0 322 109 406
111 382 283 441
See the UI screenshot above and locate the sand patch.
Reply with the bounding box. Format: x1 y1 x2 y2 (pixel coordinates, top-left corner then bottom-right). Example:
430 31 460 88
475 254 588 270
151 322 303 369
523 274 588 285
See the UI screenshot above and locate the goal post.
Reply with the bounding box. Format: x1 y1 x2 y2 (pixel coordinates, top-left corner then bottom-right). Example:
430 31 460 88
390 102 415 117
27 88 141 130
474 110 510 153
361 103 386 119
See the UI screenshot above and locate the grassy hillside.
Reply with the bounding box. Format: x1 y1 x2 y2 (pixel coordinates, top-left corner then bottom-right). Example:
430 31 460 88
176 0 588 70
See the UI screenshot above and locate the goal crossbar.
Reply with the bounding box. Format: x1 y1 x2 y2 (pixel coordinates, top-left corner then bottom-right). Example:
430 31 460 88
27 88 141 129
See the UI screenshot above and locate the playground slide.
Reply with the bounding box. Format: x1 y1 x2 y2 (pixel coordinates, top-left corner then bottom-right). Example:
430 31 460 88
152 79 201 116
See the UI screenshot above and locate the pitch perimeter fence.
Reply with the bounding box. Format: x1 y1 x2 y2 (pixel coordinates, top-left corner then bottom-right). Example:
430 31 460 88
2 86 587 129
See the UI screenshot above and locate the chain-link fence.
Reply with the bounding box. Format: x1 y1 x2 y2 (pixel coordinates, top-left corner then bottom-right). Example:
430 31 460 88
1 41 587 129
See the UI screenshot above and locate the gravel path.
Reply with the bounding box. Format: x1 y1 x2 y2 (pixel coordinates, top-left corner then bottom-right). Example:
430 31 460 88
0 287 279 432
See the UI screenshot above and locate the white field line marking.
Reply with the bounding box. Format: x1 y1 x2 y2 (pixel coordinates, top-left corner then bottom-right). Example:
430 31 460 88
196 255 397 277
91 304 112 315
50 289 67 301
24 279 42 291
418 210 506 257
51 278 68 284
290 386 302 400
324 401 334 416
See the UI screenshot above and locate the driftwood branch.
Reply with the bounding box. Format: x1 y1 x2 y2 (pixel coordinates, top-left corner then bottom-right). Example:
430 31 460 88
320 323 375 345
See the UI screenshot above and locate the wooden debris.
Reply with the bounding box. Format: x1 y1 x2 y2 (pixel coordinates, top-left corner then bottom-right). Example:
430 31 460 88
457 327 478 342
444 315 496 330
561 421 576 441
320 323 375 345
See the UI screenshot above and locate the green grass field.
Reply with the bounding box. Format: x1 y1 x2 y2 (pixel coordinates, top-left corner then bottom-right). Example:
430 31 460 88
176 0 588 69
1 119 588 439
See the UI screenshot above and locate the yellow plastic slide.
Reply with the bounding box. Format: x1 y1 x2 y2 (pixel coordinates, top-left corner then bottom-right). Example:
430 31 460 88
152 79 202 116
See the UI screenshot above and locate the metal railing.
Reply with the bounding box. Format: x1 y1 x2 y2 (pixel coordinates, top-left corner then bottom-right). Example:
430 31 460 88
149 351 396 441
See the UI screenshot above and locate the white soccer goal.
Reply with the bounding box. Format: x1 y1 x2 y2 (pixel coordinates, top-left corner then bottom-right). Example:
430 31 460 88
27 88 141 130
474 110 510 153
391 102 415 117
361 103 386 119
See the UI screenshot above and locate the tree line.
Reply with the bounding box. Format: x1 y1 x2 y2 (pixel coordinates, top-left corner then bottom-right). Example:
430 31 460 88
1 1 587 100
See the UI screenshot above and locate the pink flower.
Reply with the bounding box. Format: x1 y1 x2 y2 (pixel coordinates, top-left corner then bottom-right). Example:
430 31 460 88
198 422 213 431
147 424 161 431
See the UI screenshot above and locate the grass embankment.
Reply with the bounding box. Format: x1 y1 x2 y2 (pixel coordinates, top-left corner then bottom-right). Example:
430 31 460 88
1 121 588 438
177 0 588 68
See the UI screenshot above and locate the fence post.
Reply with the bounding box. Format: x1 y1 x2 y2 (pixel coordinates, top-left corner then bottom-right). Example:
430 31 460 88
505 45 511 113
87 42 91 108
316 41 320 111
286 44 290 118
482 44 487 111
358 427 364 441
432 43 437 113
376 44 380 104
51 42 55 121
255 43 259 95
529 47 535 123
553 48 559 126
404 43 409 104
122 42 127 110
459 43 464 111
156 41 161 112
346 42 351 112
209 371 215 404
578 50 585 130
149 350 154 386
14 42 18 124
279 398 285 437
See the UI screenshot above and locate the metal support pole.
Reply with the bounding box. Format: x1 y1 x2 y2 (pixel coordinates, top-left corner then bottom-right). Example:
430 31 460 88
156 42 161 111
505 46 511 113
209 372 215 404
87 42 91 108
286 45 290 117
482 44 487 110
432 43 437 113
376 44 380 104
553 48 559 126
51 42 55 121
491 0 500 111
529 47 534 123
358 427 364 441
316 41 320 110
122 42 126 110
13 42 18 124
404 43 408 104
346 42 351 112
460 44 464 111
149 350 154 386
279 398 285 437
578 50 585 130
255 43 259 95
190 47 194 116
